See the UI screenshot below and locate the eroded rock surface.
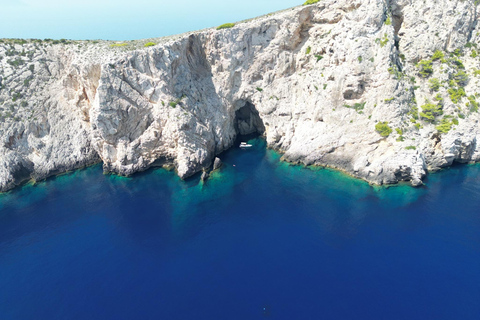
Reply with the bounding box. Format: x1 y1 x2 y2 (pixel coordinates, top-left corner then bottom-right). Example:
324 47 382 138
1 0 480 192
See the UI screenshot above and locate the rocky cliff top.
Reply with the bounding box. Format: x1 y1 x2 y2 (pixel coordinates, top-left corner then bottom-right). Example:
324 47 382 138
1 0 480 192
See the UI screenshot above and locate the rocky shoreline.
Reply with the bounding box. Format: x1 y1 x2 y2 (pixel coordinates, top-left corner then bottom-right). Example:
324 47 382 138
1 0 480 192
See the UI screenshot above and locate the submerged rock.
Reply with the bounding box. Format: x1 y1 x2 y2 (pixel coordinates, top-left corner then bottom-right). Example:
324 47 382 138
1 0 480 192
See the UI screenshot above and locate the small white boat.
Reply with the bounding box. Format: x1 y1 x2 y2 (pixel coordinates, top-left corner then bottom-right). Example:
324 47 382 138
239 142 253 148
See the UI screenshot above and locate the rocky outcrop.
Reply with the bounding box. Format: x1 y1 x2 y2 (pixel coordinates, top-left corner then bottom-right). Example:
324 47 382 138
1 0 480 192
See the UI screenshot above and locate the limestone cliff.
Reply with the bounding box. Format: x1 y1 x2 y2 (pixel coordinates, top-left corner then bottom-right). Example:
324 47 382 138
1 0 480 192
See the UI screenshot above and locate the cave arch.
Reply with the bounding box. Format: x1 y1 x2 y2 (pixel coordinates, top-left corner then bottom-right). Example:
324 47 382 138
234 101 265 137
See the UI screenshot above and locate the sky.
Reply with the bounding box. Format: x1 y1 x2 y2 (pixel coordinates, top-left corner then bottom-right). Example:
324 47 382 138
0 0 301 40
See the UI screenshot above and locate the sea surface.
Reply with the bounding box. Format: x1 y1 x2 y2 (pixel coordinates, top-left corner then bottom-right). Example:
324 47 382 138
0 138 479 320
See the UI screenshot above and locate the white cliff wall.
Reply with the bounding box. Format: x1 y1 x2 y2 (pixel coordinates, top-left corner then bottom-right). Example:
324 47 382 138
1 0 480 192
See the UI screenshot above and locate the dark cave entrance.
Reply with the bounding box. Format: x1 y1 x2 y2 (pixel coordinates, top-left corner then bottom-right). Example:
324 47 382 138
234 101 265 138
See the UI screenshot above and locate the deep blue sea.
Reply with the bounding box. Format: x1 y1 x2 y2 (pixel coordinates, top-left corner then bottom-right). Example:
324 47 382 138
0 138 479 319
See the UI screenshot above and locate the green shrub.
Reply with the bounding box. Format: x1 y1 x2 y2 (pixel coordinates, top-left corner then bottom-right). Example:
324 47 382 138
385 16 391 25
358 56 362 63
384 97 395 103
395 128 403 135
450 57 465 69
428 78 441 91
306 46 311 54
432 50 444 61
467 95 478 112
436 118 453 134
405 146 416 150
375 33 389 47
315 54 323 61
303 0 320 5
217 23 235 30
471 49 478 58
144 42 156 47
12 92 22 102
256 87 263 92
448 87 466 104
408 105 419 120
7 58 24 68
110 43 128 48
453 70 468 86
344 102 365 112
417 59 433 78
169 94 186 108
420 101 443 122
375 122 392 137
433 93 443 102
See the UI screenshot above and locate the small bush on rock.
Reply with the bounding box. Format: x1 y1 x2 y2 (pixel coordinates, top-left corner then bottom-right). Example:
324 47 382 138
420 101 443 122
375 122 392 137
432 50 445 61
217 23 235 30
417 59 433 78
429 78 441 91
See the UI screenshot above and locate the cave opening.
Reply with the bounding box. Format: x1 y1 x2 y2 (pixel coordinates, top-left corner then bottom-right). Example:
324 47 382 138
234 101 265 140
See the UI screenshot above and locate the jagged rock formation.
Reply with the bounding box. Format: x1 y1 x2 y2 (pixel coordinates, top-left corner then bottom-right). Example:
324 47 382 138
1 0 480 192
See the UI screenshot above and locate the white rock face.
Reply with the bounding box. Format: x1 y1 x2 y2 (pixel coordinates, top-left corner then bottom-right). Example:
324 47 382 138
1 0 480 192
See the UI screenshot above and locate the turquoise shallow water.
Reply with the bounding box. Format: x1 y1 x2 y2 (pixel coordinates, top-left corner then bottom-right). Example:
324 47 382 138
0 138 479 319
